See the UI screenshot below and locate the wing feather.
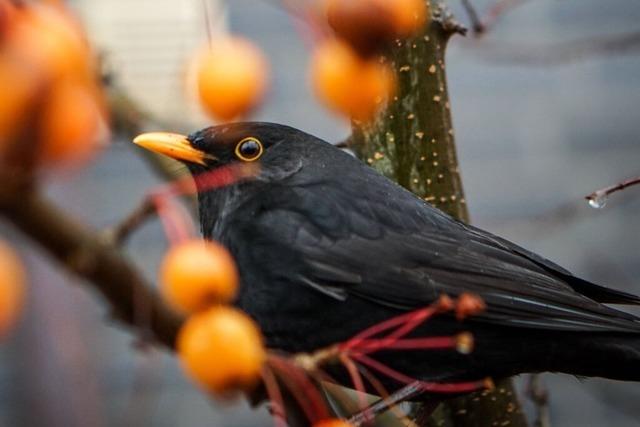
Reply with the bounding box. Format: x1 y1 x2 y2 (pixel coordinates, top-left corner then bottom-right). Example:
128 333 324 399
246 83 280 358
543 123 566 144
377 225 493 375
242 166 640 333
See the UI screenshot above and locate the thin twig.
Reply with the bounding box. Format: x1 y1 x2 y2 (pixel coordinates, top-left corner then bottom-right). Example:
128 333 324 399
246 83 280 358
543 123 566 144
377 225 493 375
466 30 640 65
526 374 550 427
483 0 530 33
435 3 468 36
262 366 288 427
460 0 485 34
268 355 331 423
103 197 157 246
356 365 418 426
460 0 530 37
339 354 369 418
348 381 423 426
201 0 213 49
585 176 640 206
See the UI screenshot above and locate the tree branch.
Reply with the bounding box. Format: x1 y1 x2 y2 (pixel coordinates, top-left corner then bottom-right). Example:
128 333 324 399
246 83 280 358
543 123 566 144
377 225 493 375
466 30 640 65
460 0 485 35
585 175 640 208
102 197 157 247
526 374 551 427
0 174 184 349
461 0 531 37
350 3 528 426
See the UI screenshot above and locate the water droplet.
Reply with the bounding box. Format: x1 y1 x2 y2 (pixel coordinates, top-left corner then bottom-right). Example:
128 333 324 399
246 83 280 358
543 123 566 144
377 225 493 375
587 192 608 209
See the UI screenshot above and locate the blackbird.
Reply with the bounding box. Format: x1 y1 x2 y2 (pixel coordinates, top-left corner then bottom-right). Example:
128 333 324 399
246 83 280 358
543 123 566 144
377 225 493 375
134 122 640 391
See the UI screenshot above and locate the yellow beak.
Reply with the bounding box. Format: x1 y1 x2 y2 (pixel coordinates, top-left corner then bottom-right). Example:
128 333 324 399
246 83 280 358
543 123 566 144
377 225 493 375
133 132 213 166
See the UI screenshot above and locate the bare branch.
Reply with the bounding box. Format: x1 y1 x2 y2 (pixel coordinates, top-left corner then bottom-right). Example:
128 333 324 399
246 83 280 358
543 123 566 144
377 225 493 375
460 0 531 37
103 197 157 247
585 176 640 208
460 0 485 34
348 382 423 425
526 374 551 427
466 30 640 65
482 0 530 33
0 174 183 349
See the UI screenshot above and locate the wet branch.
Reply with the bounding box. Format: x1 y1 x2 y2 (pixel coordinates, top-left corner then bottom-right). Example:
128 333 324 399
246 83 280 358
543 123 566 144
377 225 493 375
585 176 640 207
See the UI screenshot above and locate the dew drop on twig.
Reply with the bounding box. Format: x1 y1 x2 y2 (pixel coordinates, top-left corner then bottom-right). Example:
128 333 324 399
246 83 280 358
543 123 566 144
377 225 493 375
587 191 608 209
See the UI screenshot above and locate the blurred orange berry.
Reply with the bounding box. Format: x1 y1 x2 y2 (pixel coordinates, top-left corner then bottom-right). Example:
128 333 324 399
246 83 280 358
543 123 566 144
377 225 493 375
0 0 17 41
177 306 266 396
0 2 105 167
37 80 105 168
0 240 26 338
311 39 395 122
0 56 41 154
314 419 354 427
325 0 429 56
386 0 429 37
6 4 90 83
41 0 66 9
195 36 269 121
160 239 239 314
325 0 394 57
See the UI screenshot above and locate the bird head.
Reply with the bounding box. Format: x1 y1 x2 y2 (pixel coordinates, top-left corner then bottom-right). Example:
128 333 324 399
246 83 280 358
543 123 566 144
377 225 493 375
133 122 342 238
132 122 312 181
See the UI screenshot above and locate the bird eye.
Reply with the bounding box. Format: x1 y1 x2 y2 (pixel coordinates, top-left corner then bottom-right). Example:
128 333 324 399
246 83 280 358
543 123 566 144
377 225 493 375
235 137 263 161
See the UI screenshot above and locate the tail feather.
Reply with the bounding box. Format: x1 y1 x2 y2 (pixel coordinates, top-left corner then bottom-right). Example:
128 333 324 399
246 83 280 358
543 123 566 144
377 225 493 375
567 276 640 305
473 326 640 382
550 333 640 381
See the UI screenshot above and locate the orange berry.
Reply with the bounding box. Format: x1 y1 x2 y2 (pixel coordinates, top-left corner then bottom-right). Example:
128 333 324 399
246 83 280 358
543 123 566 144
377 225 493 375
160 239 239 314
0 3 104 164
311 39 356 117
355 60 396 121
311 40 356 117
195 36 269 121
0 240 26 337
37 80 105 168
0 0 17 41
385 0 429 37
310 39 395 122
314 419 353 427
41 0 66 9
5 4 90 83
324 0 429 56
325 0 394 57
177 306 266 396
0 56 41 153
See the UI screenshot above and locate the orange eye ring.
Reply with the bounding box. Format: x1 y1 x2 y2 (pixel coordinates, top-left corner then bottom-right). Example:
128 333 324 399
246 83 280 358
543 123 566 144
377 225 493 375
235 137 263 161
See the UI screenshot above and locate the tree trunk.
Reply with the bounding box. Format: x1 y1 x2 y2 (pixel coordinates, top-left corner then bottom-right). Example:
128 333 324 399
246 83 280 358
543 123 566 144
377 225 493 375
350 4 528 427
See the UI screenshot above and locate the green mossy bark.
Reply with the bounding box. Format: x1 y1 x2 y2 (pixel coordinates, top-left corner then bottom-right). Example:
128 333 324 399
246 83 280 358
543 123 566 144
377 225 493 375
350 5 528 427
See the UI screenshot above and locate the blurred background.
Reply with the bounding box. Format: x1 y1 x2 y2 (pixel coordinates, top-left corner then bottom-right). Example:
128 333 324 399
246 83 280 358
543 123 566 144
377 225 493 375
1 0 639 425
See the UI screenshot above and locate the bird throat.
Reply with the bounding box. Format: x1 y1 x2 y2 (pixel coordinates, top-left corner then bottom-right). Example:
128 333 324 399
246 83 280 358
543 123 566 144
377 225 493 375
197 185 241 241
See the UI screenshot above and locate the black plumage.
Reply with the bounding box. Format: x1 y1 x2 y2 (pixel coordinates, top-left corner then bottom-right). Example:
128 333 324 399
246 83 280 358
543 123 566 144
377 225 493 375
141 122 640 390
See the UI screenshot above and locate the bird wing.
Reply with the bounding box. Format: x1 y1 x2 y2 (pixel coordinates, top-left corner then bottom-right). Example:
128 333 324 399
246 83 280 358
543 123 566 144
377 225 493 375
247 169 640 334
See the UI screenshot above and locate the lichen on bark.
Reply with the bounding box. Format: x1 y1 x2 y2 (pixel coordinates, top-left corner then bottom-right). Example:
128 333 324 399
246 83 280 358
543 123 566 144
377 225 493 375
350 5 467 222
349 4 528 427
